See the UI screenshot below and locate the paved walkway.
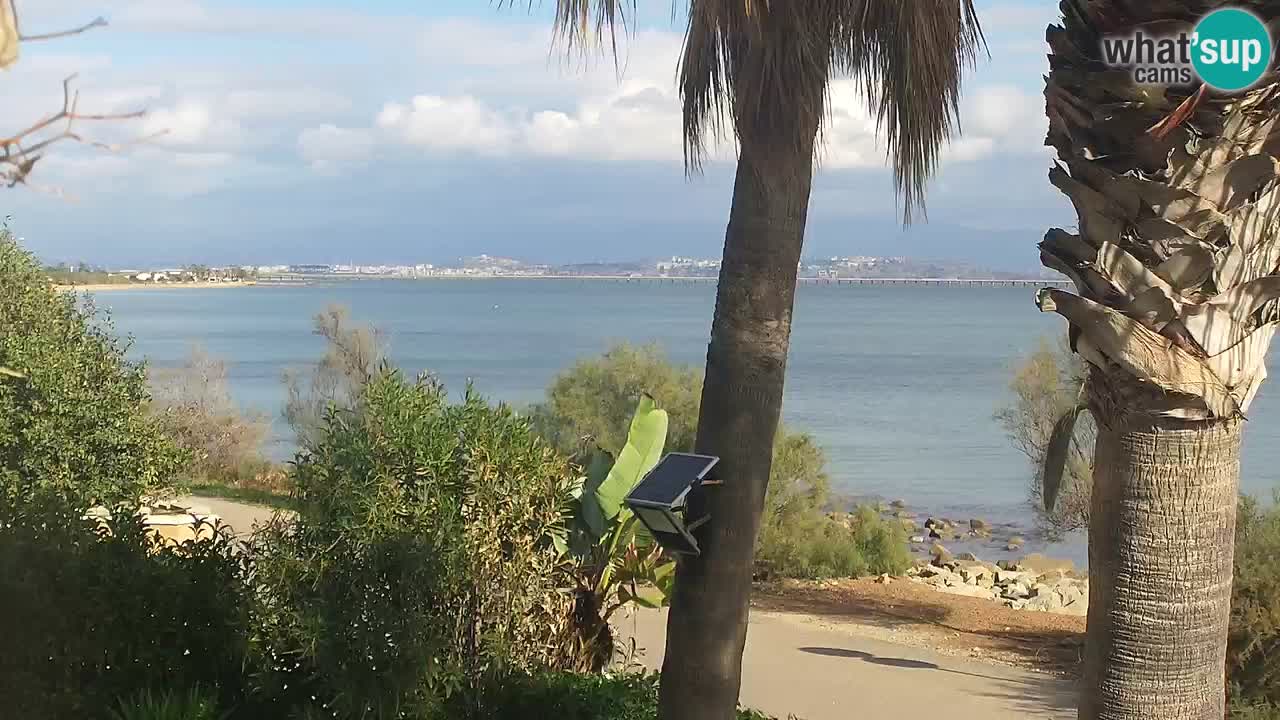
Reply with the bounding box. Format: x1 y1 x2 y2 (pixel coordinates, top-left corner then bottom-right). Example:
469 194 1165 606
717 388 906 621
615 608 1076 720
180 495 283 536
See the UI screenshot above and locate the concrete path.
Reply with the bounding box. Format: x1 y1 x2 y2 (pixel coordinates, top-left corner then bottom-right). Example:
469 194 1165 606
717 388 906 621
615 608 1076 720
180 495 283 537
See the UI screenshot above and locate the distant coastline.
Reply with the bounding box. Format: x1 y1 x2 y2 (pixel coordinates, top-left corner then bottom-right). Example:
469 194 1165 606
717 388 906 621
55 280 257 293
259 273 1063 288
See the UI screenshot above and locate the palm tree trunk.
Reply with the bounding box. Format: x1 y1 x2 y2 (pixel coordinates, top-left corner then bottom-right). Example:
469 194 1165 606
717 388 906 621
658 129 816 720
1081 390 1241 720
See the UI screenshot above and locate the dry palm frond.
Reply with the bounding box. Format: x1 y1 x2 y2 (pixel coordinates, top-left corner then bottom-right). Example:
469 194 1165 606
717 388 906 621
1 0 18 70
504 0 984 221
1038 1 1280 422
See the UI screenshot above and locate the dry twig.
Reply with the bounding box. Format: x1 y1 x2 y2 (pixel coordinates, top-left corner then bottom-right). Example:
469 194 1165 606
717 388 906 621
2 2 159 189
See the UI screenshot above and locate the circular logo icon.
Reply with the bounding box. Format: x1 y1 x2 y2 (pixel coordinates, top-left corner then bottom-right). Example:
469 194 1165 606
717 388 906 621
1192 8 1273 92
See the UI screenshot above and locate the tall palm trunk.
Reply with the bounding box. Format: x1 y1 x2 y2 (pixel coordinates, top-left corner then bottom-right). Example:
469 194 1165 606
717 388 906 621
1083 411 1241 719
658 120 819 720
1039 3 1280 718
507 4 980 719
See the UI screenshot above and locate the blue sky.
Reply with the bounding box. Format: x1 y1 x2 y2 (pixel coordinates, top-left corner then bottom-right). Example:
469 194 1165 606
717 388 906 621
5 0 1072 270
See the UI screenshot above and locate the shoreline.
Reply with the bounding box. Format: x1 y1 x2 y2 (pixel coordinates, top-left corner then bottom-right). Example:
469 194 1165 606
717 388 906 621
55 281 257 293
262 274 1059 285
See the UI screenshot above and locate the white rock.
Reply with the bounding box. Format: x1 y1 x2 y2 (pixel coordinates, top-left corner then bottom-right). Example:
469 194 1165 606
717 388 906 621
939 583 998 600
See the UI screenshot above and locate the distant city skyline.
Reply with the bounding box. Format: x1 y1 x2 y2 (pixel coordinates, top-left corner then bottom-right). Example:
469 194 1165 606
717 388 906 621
50 253 1056 281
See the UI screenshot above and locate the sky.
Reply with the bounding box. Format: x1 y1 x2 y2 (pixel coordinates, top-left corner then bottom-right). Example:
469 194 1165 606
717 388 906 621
3 0 1074 271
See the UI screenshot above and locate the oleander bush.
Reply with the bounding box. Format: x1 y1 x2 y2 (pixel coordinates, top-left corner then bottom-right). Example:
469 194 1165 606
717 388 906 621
0 229 183 509
253 368 576 719
0 497 255 719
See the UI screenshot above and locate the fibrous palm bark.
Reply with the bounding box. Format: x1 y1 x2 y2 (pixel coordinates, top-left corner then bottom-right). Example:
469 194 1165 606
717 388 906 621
1039 2 1280 718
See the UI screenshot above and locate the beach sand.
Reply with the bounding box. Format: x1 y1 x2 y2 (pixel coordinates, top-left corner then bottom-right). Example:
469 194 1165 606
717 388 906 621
55 280 256 293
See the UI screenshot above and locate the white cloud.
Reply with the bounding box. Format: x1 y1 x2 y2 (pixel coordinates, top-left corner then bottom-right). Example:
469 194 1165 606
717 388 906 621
959 84 1049 158
377 96 517 155
223 89 353 121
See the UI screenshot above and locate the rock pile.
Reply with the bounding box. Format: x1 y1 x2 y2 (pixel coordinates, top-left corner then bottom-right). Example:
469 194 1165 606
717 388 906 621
905 551 1088 617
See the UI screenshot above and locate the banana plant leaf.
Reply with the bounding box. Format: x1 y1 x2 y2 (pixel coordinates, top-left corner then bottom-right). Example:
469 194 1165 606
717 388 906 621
592 393 668 526
579 449 616 540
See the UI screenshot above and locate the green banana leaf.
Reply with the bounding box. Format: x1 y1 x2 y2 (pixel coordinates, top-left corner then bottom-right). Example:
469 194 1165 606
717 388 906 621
593 393 668 524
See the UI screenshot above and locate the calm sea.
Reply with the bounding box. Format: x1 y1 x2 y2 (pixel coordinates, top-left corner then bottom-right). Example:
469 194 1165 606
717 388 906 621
96 280 1280 563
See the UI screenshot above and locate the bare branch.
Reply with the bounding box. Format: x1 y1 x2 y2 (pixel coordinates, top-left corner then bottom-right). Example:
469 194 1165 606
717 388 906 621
2 74 153 189
2 3 159 192
7 0 108 42
19 16 107 42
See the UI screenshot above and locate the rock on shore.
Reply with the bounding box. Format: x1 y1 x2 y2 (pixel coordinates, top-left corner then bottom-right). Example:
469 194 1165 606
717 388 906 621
906 553 1088 617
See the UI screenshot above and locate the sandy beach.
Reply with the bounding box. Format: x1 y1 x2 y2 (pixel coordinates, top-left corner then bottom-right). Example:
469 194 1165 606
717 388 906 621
55 280 257 293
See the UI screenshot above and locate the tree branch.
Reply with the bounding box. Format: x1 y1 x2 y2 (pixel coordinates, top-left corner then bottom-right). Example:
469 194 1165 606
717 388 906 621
19 16 108 42
7 0 107 42
2 74 154 188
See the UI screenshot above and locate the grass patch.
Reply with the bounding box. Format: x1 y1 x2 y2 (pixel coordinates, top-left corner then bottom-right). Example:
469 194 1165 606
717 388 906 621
187 483 296 511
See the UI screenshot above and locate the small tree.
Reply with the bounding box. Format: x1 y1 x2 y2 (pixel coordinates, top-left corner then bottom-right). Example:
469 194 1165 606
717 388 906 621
150 346 270 487
995 339 1093 537
0 229 182 508
283 304 386 451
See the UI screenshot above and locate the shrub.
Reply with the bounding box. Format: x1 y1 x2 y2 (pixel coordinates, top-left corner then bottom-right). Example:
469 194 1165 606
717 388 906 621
478 672 777 720
756 506 911 581
531 343 702 455
994 338 1093 537
255 368 576 719
532 344 850 577
110 687 225 720
0 230 183 508
150 346 272 489
282 304 386 451
0 497 255 720
1230 495 1280 714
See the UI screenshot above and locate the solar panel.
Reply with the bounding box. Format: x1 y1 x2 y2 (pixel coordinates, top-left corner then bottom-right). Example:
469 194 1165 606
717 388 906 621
626 453 719 508
650 528 700 556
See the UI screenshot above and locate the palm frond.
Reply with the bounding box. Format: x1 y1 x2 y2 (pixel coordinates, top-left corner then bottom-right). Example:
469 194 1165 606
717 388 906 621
504 1 983 221
679 0 984 221
496 0 637 55
839 0 985 220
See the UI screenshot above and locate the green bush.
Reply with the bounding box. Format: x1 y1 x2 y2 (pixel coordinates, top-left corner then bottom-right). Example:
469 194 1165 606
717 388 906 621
532 344 894 578
756 506 911 581
254 368 576 719
0 498 255 719
478 672 776 720
1230 495 1280 714
0 230 182 508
